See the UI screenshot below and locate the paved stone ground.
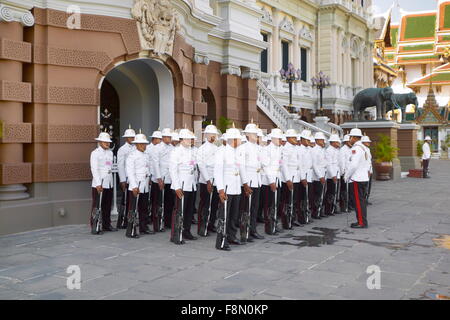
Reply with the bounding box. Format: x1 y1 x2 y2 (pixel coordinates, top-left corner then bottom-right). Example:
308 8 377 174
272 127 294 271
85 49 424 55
1 160 449 300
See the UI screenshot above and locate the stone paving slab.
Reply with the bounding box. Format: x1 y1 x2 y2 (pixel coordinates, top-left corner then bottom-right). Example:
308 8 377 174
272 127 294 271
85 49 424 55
0 160 449 300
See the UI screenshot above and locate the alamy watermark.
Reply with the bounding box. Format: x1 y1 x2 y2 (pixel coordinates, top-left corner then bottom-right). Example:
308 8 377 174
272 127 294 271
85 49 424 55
66 5 81 30
66 265 81 290
366 265 381 290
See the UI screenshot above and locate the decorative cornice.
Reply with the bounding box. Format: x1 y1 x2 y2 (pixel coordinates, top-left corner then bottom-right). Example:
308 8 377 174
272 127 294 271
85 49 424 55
220 64 241 76
241 68 261 80
279 16 295 34
0 4 34 26
193 52 210 65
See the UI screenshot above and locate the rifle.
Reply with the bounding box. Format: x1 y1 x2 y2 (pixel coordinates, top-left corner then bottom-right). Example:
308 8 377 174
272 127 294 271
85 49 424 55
272 178 278 234
216 186 228 249
305 173 311 224
366 175 372 202
331 170 339 215
287 176 295 229
203 179 215 237
317 173 326 218
91 179 104 235
147 175 152 228
345 177 349 227
116 178 127 229
157 178 165 232
240 181 251 242
126 181 141 238
172 182 185 244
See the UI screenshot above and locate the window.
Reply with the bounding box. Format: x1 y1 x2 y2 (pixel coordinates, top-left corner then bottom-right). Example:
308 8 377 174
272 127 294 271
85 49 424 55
300 47 308 81
282 40 289 71
260 33 268 73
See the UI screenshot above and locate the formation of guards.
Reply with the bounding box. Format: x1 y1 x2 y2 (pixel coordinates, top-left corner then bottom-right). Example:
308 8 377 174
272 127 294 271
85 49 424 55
90 123 373 251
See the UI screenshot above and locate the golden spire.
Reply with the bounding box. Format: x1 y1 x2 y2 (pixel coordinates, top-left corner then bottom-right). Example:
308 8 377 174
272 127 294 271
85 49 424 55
128 124 131 129
232 122 236 128
139 128 142 134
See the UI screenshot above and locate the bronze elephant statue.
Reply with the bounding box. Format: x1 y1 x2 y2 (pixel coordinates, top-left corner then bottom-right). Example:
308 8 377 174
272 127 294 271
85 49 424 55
388 92 419 122
352 87 396 121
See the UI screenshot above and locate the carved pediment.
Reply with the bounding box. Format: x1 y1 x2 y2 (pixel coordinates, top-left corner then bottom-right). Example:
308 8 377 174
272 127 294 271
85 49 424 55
261 7 273 24
299 25 313 41
131 0 180 56
280 16 295 34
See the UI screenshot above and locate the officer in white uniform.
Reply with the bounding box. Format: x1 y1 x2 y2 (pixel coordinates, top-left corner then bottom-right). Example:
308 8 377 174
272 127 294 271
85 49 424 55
344 128 370 228
256 129 267 223
126 133 153 235
311 132 327 219
214 127 249 249
239 123 264 240
298 130 313 224
362 135 373 205
261 128 287 235
116 127 135 228
169 129 198 241
171 132 180 147
280 129 298 229
422 136 432 178
339 134 352 212
90 131 116 231
324 134 341 216
196 124 220 236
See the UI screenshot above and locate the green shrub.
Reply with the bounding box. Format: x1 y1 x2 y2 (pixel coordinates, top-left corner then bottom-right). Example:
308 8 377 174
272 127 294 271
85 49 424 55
417 140 424 158
217 116 232 134
373 134 398 163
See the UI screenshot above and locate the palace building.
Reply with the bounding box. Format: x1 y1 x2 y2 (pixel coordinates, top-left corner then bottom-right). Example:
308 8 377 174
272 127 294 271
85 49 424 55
0 0 375 235
378 0 450 156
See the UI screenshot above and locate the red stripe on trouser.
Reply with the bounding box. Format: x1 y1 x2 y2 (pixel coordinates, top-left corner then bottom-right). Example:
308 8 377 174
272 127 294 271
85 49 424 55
353 182 363 226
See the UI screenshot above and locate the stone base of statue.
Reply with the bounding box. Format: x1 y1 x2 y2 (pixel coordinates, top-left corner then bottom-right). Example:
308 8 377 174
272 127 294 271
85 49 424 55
341 120 401 181
398 123 421 172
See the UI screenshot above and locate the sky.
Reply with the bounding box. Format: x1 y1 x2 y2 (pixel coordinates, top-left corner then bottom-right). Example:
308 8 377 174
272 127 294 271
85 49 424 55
373 0 438 23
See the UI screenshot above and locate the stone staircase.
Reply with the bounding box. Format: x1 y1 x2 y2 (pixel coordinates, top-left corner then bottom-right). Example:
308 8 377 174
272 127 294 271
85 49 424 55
256 80 343 137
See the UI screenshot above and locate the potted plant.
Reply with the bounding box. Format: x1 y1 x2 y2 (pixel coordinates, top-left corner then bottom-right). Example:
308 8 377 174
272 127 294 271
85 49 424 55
441 134 450 160
372 134 398 181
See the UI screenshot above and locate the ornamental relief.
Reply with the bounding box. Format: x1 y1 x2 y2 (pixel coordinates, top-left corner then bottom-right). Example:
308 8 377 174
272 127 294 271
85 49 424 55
131 0 181 56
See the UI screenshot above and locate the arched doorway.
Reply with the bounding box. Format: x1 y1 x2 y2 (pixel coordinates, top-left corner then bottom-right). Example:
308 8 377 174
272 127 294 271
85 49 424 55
99 58 175 147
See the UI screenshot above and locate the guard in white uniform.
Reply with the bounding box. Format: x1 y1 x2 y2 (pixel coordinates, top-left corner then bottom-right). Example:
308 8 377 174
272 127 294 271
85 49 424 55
362 135 373 205
169 129 198 241
311 132 327 219
171 132 180 147
297 131 312 224
256 129 267 223
261 128 287 235
214 127 249 249
116 127 135 228
90 132 116 231
339 135 352 212
146 130 163 228
344 128 370 228
239 123 264 241
152 128 174 231
126 133 153 235
280 129 298 229
422 136 432 178
196 124 220 236
324 134 341 216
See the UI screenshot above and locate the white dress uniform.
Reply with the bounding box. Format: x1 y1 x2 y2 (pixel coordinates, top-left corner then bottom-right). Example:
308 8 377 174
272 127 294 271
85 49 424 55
422 142 431 160
214 144 248 195
311 145 327 181
298 144 312 182
239 141 262 188
157 142 173 184
197 140 218 185
261 143 286 187
281 141 299 183
117 142 135 183
126 149 151 193
169 144 197 192
325 145 340 179
345 140 370 227
146 142 162 183
339 144 352 177
90 146 114 188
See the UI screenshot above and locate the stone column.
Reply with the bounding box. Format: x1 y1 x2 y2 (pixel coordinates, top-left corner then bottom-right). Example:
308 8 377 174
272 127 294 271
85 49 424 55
192 55 209 144
398 123 421 171
0 6 34 200
271 9 281 73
